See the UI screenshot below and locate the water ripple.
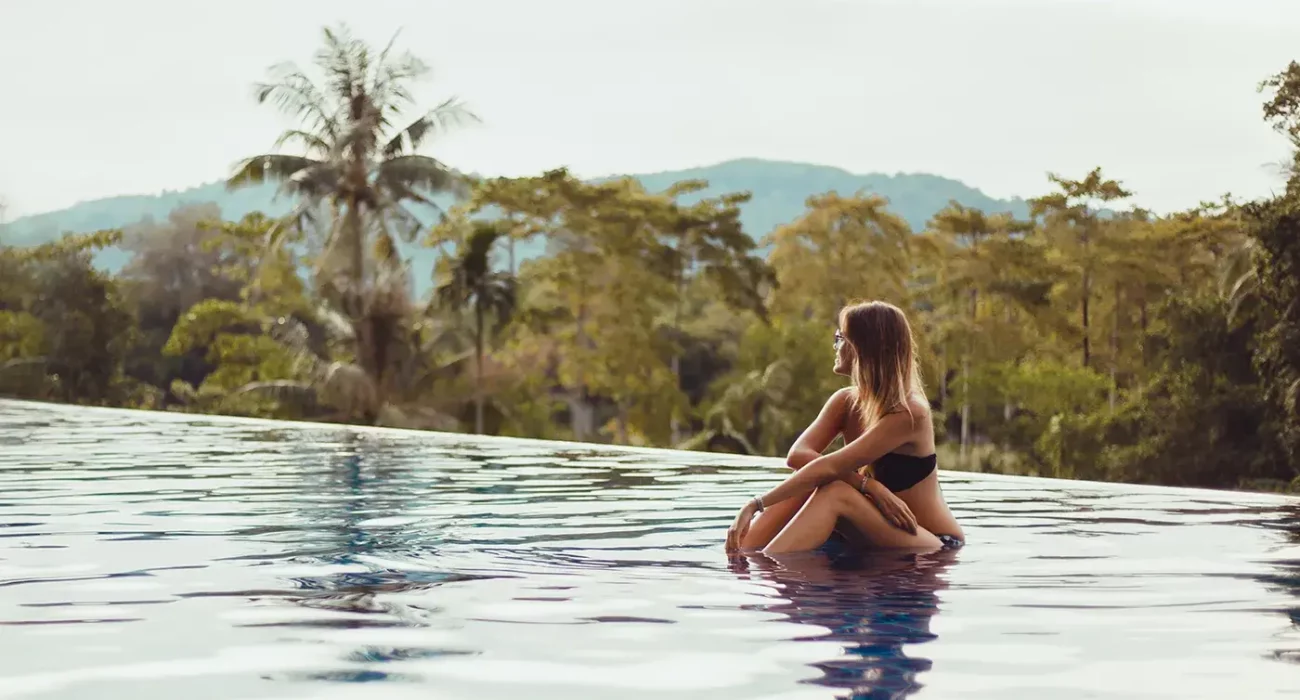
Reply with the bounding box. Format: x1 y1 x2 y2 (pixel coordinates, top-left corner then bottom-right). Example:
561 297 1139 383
1 400 1298 699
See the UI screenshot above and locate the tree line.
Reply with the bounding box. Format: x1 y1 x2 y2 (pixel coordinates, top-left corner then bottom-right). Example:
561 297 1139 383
2 25 1298 493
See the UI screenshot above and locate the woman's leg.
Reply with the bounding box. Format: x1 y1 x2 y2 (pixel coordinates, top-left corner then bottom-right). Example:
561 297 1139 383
739 493 810 549
764 481 942 554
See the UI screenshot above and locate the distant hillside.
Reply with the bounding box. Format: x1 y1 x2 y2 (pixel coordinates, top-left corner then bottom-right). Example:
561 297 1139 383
629 158 1029 237
1 158 1030 297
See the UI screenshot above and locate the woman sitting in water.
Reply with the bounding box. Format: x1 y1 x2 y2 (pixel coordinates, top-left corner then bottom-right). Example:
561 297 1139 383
724 300 964 555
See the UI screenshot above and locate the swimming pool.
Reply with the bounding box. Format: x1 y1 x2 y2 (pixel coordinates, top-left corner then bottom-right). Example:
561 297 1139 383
0 400 1296 699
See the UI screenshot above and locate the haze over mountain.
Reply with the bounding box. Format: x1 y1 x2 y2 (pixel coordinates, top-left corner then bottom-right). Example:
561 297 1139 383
0 158 1030 297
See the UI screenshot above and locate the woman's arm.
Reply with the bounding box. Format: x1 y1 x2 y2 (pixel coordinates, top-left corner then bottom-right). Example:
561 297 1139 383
757 407 919 509
785 388 851 469
725 408 921 551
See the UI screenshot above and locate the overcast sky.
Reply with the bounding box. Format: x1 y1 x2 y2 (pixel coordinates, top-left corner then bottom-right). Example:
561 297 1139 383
2 0 1299 219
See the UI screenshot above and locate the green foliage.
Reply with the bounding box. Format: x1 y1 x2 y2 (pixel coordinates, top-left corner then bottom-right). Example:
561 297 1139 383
4 29 1300 495
0 230 135 404
1241 193 1300 471
767 192 913 325
164 300 260 358
1035 294 1287 488
682 317 841 455
0 311 45 361
434 220 519 434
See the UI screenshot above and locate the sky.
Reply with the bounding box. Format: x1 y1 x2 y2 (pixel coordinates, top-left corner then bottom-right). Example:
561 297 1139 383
2 0 1300 220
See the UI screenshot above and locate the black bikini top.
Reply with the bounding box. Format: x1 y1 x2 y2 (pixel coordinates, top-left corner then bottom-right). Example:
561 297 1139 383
871 452 937 493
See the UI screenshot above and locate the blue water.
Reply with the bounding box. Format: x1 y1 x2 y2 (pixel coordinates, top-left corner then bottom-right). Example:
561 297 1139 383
0 400 1297 699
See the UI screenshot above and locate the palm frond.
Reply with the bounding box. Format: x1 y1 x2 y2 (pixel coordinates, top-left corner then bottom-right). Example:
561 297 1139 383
319 360 379 416
382 98 479 158
372 53 428 117
376 154 466 198
0 356 47 377
226 154 324 192
372 191 427 243
222 380 319 409
317 25 364 118
272 129 334 158
253 65 338 138
0 357 50 397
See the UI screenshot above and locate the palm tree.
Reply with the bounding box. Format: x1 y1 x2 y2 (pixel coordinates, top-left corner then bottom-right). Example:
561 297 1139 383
227 23 476 412
436 222 518 434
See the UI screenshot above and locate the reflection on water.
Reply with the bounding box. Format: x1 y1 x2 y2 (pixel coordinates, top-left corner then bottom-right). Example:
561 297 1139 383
731 547 954 700
0 400 1298 699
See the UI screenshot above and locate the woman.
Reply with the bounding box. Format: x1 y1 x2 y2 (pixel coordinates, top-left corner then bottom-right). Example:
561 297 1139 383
724 300 964 555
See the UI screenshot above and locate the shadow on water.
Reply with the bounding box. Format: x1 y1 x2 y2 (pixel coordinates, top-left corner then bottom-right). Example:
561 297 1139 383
730 543 956 700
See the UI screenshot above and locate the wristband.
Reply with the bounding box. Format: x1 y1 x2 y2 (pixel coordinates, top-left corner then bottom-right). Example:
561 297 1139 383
751 496 766 512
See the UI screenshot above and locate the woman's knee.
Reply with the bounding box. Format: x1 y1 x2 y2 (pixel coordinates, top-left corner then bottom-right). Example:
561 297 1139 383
813 480 861 507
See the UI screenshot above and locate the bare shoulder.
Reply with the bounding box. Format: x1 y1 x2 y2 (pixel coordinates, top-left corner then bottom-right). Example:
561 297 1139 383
816 387 853 419
905 395 932 421
884 395 933 427
830 386 855 406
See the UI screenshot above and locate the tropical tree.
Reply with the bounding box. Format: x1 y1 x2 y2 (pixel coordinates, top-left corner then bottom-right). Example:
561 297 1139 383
227 23 476 415
921 203 1035 466
766 191 913 325
435 221 518 434
0 230 136 404
1028 169 1132 369
158 212 315 416
658 184 773 442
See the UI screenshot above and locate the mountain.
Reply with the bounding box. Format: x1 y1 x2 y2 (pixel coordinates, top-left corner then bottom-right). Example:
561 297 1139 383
629 158 1030 237
0 158 1030 296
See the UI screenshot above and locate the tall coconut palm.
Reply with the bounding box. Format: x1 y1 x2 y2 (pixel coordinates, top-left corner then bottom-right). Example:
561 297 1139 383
227 23 476 413
436 222 518 434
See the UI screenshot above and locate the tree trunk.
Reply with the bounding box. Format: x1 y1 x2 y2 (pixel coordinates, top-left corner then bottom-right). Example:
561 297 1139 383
669 255 686 445
474 299 485 435
1139 294 1149 368
345 201 364 292
669 355 681 444
1109 282 1120 414
960 287 977 470
1082 271 1091 368
960 353 971 470
572 297 592 441
616 401 630 445
938 349 948 409
1081 221 1092 369
1004 303 1015 429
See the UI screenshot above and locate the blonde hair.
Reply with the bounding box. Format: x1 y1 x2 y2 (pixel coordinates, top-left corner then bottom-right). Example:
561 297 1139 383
838 300 926 429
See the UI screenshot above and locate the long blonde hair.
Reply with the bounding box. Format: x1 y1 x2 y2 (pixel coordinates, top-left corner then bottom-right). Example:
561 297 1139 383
838 300 926 429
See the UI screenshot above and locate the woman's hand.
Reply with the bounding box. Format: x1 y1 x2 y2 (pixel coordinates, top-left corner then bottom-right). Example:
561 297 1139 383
724 499 761 552
862 479 918 535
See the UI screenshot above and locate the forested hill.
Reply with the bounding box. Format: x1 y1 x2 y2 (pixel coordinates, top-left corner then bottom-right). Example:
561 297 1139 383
3 158 1028 243
1 158 1028 295
627 158 1031 236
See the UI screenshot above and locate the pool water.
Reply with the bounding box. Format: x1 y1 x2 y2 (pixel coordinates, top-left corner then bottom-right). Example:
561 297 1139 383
0 400 1297 699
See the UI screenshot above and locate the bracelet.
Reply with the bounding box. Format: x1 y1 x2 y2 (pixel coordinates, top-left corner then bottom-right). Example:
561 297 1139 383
858 473 872 494
751 496 765 512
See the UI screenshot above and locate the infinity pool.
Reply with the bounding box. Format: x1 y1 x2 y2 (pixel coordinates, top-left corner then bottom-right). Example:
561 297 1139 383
0 400 1297 699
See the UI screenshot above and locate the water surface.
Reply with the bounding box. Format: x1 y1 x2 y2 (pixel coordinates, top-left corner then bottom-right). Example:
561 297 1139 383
1 400 1297 699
